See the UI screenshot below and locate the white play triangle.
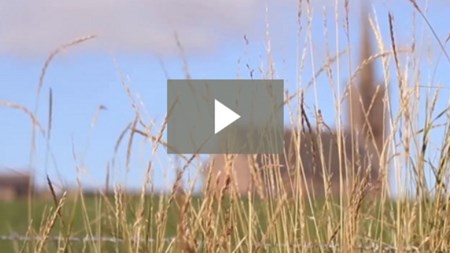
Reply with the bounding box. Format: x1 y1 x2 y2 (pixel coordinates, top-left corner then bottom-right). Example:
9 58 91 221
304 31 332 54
214 99 240 134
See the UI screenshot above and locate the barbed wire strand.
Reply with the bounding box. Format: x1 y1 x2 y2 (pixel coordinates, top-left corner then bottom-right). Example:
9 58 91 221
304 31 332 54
0 234 423 252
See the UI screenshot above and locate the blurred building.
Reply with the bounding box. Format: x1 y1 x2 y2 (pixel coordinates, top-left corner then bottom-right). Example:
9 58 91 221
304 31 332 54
0 171 33 201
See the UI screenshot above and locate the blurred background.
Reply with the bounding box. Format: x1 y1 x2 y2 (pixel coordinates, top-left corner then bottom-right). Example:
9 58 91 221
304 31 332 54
1 0 449 197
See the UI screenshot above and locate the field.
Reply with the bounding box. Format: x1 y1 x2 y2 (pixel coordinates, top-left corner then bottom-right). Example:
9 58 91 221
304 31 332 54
0 192 449 252
0 194 414 252
2 1 450 253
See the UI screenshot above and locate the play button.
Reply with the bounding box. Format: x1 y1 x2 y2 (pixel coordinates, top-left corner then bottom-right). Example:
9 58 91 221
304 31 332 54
214 99 241 134
167 80 283 154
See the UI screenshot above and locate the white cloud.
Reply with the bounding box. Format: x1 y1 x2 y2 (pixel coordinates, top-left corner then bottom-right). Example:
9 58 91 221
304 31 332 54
0 0 263 56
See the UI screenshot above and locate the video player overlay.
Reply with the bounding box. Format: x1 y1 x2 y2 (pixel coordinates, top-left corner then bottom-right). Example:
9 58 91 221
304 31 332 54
167 80 284 154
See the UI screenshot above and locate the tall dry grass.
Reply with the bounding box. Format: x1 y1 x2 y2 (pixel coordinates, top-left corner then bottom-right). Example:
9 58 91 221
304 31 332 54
1 1 450 252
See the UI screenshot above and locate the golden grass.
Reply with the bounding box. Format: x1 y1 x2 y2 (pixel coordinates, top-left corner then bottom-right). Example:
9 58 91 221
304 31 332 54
1 1 450 252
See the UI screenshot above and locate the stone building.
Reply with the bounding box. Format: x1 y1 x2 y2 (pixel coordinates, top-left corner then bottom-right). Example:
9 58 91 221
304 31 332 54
0 171 33 200
202 12 388 199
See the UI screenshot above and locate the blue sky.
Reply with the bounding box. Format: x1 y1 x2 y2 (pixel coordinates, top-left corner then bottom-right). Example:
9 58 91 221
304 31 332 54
1 0 450 196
